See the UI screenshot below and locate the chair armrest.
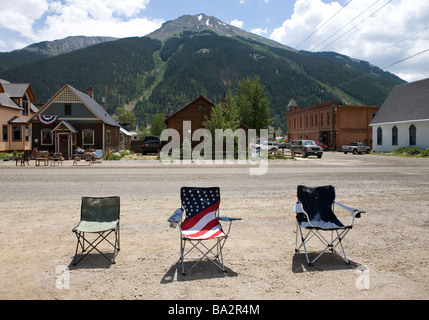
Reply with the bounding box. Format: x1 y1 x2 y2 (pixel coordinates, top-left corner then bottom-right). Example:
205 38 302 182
218 217 242 222
335 202 365 218
294 202 304 214
168 208 184 228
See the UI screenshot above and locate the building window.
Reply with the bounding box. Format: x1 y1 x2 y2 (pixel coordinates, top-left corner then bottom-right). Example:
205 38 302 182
22 97 29 116
327 113 330 126
41 129 53 145
83 129 94 145
196 104 206 112
65 104 72 115
106 130 111 144
377 127 383 145
12 125 21 141
2 125 8 141
25 126 29 141
409 124 416 146
392 126 398 146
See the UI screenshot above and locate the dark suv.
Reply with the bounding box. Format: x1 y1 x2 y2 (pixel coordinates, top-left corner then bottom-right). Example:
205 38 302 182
290 140 323 158
142 136 161 155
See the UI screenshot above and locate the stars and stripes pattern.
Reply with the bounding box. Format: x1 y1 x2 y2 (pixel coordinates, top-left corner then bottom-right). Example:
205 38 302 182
180 187 226 240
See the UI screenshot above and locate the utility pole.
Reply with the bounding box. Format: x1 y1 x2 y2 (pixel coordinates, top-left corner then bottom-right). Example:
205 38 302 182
104 85 108 110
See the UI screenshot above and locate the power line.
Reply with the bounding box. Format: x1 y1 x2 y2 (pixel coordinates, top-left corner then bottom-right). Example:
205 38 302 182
317 0 392 52
295 0 353 49
383 48 429 69
365 26 429 60
296 48 429 104
310 0 382 52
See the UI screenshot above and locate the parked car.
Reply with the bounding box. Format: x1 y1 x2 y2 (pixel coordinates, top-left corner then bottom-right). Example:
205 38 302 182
142 136 161 154
316 141 329 151
278 141 290 149
257 141 279 152
290 139 323 158
342 142 370 154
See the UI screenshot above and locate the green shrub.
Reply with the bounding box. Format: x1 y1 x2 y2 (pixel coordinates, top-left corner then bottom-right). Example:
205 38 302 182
421 149 429 157
393 146 422 156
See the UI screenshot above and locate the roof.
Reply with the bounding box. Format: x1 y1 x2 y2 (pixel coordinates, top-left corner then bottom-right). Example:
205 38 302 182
8 116 27 124
287 98 298 108
0 80 36 110
0 92 21 109
164 95 215 122
371 78 429 125
120 127 134 136
51 121 78 134
34 84 119 127
68 85 119 127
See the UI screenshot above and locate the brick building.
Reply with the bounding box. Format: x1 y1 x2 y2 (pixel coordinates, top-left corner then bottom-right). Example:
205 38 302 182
286 100 379 151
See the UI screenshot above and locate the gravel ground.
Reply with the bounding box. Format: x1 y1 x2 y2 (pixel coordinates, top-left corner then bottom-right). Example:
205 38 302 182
0 152 428 300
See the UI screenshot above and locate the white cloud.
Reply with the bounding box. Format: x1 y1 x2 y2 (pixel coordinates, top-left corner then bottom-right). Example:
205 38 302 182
230 19 244 29
0 0 163 51
251 27 268 36
270 0 429 82
0 0 49 35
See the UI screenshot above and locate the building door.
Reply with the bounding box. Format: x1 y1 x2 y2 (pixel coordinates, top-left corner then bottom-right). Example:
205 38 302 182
59 133 70 159
319 131 332 147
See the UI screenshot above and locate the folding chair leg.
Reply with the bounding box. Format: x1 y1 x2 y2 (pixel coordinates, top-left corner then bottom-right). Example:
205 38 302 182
72 230 120 266
295 223 352 266
180 238 226 275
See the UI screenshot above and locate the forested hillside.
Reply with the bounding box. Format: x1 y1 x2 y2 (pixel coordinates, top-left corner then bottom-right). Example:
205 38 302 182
0 14 405 132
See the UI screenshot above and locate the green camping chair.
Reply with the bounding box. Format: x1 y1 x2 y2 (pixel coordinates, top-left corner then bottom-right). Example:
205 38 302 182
72 196 120 265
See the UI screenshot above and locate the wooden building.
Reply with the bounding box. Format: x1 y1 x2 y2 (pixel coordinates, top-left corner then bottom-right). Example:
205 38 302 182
287 100 379 151
164 95 249 149
0 79 38 152
30 85 120 159
164 95 216 148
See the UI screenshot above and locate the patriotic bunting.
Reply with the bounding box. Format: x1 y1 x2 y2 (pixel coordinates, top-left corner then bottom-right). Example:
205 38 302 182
37 115 58 126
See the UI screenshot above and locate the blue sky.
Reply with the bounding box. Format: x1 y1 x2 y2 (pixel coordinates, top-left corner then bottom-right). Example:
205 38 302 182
0 0 428 82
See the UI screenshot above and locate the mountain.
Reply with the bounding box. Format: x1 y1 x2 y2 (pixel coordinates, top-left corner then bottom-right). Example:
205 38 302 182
148 14 294 51
0 14 405 132
0 36 117 71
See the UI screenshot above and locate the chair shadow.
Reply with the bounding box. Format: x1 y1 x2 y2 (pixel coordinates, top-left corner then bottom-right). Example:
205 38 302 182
292 252 360 273
161 260 238 283
67 253 116 270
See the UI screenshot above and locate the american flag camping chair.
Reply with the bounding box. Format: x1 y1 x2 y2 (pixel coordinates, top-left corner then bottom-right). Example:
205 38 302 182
168 187 241 275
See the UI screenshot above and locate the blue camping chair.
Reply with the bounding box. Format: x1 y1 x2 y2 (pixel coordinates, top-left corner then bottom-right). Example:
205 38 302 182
168 187 241 275
294 185 365 266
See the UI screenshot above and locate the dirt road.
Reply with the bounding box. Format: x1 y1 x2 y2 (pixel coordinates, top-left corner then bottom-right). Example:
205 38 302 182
0 153 428 300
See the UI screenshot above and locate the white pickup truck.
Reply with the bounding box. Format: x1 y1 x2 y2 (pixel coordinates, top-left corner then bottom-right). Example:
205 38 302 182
342 142 371 154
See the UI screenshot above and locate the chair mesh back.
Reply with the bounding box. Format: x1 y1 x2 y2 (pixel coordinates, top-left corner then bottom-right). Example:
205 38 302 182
297 185 336 223
81 196 120 223
181 187 220 221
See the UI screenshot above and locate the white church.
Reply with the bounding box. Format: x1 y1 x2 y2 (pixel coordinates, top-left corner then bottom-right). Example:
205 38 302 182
370 78 429 152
